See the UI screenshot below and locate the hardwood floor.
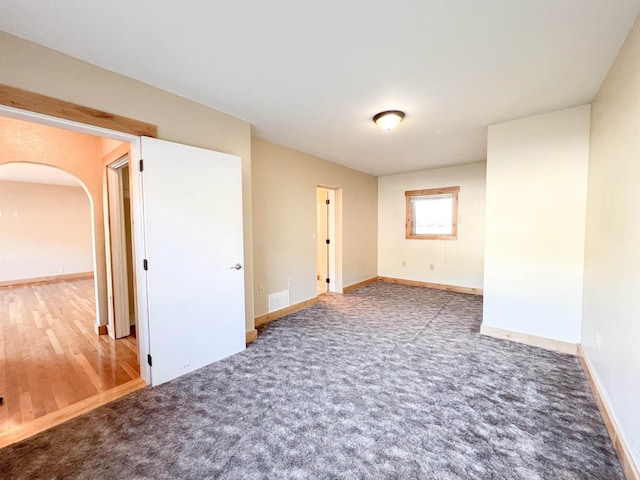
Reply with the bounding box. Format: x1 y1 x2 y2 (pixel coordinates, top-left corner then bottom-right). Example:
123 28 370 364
0 278 140 436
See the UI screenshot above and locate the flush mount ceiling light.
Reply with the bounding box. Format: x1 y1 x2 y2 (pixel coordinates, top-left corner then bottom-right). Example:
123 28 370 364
373 110 405 131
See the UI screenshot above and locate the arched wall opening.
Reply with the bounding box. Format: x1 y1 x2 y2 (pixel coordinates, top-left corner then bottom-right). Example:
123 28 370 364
0 162 97 295
0 116 106 326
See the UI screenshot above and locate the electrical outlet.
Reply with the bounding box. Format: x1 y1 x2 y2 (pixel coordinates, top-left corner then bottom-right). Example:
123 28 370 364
429 264 434 271
402 260 406 267
58 267 64 273
355 264 359 272
259 285 264 295
596 329 602 350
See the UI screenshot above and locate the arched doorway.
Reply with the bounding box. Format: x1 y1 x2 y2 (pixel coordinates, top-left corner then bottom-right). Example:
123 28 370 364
0 162 97 291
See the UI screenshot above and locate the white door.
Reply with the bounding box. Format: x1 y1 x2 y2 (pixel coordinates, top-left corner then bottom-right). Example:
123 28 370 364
140 137 245 386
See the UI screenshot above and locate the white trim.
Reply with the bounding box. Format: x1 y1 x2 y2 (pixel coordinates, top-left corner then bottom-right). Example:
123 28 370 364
317 185 343 294
110 156 129 169
334 188 344 293
327 188 338 293
128 138 151 384
0 105 138 142
106 159 131 339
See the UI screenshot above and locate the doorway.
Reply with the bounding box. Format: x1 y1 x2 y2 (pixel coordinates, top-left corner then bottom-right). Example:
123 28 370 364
1 100 247 391
106 156 137 341
0 109 151 448
317 187 337 294
0 160 140 441
0 105 151 386
0 96 247 444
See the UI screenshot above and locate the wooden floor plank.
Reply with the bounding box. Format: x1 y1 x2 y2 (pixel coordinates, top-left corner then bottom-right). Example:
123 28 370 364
0 278 140 435
0 378 146 448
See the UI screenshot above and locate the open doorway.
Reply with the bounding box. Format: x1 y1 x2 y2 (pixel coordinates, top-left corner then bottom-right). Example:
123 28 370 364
316 186 337 294
0 95 247 443
0 161 139 438
0 113 145 445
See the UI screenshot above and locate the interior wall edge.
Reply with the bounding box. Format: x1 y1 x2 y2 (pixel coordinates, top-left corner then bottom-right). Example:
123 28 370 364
578 346 640 480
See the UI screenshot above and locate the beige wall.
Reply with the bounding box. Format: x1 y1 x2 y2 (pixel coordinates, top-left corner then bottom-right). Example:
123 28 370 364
583 15 640 467
0 31 254 330
252 138 377 317
378 162 486 289
484 105 590 343
0 180 93 281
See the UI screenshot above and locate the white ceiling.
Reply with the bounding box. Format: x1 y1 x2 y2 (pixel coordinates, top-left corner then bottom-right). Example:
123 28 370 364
1 1 638 176
0 163 81 187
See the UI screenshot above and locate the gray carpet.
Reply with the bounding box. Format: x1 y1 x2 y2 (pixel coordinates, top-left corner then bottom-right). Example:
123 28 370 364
0 283 623 479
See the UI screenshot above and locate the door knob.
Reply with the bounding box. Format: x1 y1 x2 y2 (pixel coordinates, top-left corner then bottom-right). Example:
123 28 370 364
230 263 242 270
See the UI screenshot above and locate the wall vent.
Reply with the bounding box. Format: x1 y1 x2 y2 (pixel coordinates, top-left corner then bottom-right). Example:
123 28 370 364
268 290 290 313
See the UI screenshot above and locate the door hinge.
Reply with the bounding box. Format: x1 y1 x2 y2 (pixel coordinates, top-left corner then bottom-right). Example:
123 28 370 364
326 278 330 284
326 239 330 245
326 199 330 205
147 354 152 366
139 159 144 172
143 259 148 271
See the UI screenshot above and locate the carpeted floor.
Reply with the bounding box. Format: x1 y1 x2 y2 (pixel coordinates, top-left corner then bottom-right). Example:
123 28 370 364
0 283 623 479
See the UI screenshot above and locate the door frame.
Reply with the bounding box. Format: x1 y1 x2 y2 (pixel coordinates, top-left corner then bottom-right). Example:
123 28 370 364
106 155 132 339
316 188 328 293
317 185 343 293
0 104 150 384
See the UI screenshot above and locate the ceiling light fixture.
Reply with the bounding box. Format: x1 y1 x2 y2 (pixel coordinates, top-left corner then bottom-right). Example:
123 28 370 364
373 110 405 131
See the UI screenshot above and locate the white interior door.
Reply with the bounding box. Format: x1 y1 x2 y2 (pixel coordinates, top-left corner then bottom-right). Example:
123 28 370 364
140 137 245 386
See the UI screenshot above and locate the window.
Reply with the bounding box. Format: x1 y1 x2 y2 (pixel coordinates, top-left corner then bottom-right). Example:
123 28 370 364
405 186 459 240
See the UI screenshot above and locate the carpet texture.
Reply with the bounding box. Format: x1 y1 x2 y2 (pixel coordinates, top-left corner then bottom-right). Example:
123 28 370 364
0 283 623 479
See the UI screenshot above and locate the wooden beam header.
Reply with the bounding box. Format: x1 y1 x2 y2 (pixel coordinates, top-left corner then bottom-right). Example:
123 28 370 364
0 84 157 138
